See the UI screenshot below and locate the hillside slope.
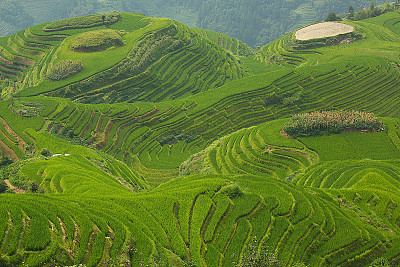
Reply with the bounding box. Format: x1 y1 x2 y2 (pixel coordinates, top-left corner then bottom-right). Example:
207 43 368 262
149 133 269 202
1 9 400 267
0 12 252 103
0 0 389 47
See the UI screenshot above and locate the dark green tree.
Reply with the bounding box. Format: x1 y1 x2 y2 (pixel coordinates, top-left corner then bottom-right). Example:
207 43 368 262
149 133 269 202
370 1 375 11
347 6 355 19
325 12 342 22
0 180 7 194
40 148 52 157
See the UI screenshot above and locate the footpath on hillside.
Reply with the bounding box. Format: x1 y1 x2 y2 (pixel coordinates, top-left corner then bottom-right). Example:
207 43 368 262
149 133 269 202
4 179 25 193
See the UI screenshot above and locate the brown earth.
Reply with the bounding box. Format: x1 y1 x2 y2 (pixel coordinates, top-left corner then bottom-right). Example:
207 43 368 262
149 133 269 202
295 22 354 41
4 179 25 193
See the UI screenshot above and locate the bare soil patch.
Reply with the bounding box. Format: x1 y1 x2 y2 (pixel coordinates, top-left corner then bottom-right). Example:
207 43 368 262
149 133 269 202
295 22 354 41
4 179 25 193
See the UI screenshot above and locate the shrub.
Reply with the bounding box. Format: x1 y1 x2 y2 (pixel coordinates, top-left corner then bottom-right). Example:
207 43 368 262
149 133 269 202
70 29 125 53
40 148 52 157
369 257 390 267
5 189 15 194
0 180 7 193
47 59 83 81
283 110 384 137
0 255 10 266
43 11 120 32
219 183 244 198
26 180 39 193
0 157 12 169
159 133 199 145
10 101 46 117
324 12 342 21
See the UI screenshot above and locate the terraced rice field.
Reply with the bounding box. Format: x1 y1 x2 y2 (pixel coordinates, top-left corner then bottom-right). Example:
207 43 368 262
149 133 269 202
1 8 400 267
12 13 249 104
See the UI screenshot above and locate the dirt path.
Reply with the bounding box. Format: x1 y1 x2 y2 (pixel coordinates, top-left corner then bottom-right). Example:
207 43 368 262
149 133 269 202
4 179 25 193
114 176 134 192
295 22 354 41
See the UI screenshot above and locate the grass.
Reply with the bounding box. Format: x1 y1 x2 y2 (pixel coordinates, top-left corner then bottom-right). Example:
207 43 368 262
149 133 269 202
15 14 162 96
70 29 124 52
19 14 248 104
299 132 400 161
1 9 400 267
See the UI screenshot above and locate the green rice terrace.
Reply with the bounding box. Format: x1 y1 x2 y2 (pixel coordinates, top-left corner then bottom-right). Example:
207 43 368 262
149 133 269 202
2 7 400 267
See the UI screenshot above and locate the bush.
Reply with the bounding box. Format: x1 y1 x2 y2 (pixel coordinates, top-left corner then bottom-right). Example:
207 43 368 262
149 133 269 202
0 254 10 266
369 257 390 267
283 110 384 137
47 59 83 81
9 101 46 117
159 133 199 145
0 157 12 169
43 11 120 32
26 180 39 193
219 183 244 198
70 29 125 52
40 148 52 157
325 12 342 21
0 180 7 193
5 189 15 194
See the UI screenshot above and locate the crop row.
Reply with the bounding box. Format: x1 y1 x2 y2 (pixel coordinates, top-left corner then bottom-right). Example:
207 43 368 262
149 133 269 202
179 119 314 180
30 57 400 181
2 173 397 266
0 23 67 93
52 22 250 104
193 28 254 56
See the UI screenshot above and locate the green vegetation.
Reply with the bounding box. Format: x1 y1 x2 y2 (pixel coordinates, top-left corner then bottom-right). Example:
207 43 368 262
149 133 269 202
350 1 397 20
325 12 343 21
299 131 400 161
0 0 391 47
0 7 400 267
47 59 83 81
43 11 121 32
70 29 125 52
283 110 384 136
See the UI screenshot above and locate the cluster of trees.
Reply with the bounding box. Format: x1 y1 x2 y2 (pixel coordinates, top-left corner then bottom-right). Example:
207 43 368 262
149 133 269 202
0 0 389 47
347 0 400 20
326 1 400 22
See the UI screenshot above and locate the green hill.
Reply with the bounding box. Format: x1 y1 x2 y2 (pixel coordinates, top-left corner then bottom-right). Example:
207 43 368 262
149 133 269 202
1 12 250 103
0 0 390 47
1 8 400 267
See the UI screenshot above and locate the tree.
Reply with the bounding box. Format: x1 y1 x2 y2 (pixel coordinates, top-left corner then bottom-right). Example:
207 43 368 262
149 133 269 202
370 1 375 11
347 6 354 20
325 12 342 22
384 1 391 11
40 148 52 157
0 180 7 193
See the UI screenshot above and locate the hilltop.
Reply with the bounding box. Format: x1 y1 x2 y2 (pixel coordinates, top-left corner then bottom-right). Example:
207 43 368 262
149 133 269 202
0 8 400 267
0 0 390 47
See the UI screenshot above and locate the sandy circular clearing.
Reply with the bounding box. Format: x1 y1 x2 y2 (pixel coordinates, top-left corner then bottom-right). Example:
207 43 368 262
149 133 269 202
295 22 354 41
